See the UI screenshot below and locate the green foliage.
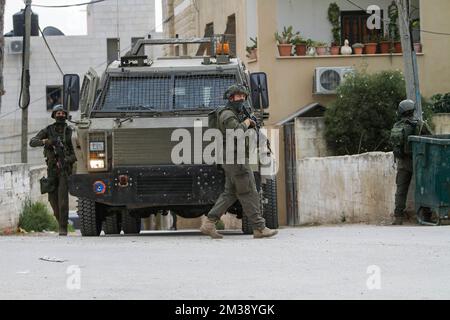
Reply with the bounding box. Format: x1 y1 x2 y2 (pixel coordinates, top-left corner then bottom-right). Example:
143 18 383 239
246 37 257 54
291 35 308 46
352 43 364 48
274 26 299 44
388 1 400 41
427 93 450 113
328 2 341 45
19 199 58 232
325 70 407 155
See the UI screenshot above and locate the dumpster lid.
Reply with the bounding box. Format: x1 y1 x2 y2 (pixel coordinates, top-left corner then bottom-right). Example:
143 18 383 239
409 135 450 145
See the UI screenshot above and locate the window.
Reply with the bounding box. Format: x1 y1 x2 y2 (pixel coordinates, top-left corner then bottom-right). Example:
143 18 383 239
196 23 214 56
46 85 63 111
341 10 383 45
107 38 120 65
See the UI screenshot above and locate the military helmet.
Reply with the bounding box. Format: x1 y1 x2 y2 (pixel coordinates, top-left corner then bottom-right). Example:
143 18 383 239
398 99 416 116
51 104 68 119
223 84 249 100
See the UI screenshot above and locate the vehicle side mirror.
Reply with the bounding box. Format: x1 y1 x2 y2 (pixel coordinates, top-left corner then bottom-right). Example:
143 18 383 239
63 74 80 113
250 72 269 109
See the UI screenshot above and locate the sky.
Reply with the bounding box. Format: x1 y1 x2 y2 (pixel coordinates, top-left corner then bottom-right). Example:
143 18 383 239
4 0 163 35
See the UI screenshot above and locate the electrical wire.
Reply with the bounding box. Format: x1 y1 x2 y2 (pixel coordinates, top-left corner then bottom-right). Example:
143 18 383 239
31 0 107 8
38 26 64 75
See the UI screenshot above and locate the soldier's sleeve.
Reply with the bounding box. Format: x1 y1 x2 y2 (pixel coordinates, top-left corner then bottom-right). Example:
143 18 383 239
220 110 249 132
420 120 433 136
65 128 77 164
29 128 48 148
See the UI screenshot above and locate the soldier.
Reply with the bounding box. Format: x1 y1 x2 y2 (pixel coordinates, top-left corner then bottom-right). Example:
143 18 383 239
30 105 77 236
200 84 278 239
390 99 432 225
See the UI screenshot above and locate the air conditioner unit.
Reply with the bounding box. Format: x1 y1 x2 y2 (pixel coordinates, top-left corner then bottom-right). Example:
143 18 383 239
9 40 23 54
314 66 354 94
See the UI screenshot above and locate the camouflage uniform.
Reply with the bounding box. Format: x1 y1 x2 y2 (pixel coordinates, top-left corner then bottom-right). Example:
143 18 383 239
30 107 76 235
207 102 266 230
393 101 432 221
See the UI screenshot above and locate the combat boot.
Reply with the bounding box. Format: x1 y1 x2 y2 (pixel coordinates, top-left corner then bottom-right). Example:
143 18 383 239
253 227 278 239
200 218 223 239
392 216 403 225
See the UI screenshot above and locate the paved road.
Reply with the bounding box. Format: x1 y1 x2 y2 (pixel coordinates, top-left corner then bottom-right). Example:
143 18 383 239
1 225 449 300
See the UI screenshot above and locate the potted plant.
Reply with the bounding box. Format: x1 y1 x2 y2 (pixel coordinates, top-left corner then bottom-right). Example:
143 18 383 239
291 35 308 56
352 43 364 55
411 19 422 53
388 1 402 53
364 33 378 54
379 34 392 54
246 37 258 60
315 41 329 56
306 38 316 56
328 2 341 55
275 26 298 56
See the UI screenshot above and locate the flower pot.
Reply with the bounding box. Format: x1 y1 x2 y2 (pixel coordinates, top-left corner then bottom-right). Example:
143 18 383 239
353 47 363 55
330 46 340 55
278 44 293 56
364 43 378 54
295 44 307 56
394 41 402 53
414 42 422 53
316 46 328 56
380 41 391 54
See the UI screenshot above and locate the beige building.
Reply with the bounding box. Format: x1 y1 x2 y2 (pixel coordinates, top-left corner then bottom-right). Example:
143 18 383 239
163 0 450 226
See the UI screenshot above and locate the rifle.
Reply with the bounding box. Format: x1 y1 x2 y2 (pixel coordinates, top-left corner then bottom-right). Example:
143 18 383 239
241 105 272 155
52 136 67 172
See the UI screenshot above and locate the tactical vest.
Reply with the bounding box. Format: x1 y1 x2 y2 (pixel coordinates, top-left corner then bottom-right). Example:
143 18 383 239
44 124 71 161
390 119 422 159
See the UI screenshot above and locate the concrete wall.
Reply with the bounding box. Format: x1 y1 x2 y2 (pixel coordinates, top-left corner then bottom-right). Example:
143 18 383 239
296 152 413 225
0 164 47 230
432 114 450 135
295 117 329 159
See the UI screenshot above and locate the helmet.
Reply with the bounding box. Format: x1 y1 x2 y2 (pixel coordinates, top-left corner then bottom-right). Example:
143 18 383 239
51 104 68 119
223 84 249 100
398 99 416 116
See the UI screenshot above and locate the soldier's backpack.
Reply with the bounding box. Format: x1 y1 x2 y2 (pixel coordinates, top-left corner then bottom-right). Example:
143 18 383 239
390 120 417 158
208 106 227 130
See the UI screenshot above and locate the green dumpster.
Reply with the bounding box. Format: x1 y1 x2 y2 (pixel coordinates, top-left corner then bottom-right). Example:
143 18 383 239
409 134 450 225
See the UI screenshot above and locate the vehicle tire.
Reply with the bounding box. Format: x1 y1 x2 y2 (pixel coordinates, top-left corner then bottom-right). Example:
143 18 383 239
122 212 141 235
77 198 102 237
262 179 279 229
103 214 121 235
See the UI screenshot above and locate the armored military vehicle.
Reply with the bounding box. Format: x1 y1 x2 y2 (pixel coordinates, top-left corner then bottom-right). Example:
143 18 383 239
64 37 278 236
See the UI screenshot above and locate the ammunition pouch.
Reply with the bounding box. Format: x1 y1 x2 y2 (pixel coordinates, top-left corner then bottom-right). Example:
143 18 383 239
40 176 56 194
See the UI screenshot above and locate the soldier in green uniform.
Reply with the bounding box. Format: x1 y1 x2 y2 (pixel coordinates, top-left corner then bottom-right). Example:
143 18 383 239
200 84 278 239
390 100 432 225
30 105 77 235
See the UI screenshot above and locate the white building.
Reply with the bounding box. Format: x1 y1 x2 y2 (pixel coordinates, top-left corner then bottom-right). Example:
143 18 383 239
0 0 161 165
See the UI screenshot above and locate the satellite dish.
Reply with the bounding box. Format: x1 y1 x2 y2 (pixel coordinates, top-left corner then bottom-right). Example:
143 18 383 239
42 26 65 36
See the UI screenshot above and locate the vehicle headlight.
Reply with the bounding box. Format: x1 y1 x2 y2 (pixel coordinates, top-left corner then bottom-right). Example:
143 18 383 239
88 132 108 171
89 159 105 169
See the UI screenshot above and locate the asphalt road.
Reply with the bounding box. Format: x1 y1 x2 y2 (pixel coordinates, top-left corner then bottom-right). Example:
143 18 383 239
1 225 449 300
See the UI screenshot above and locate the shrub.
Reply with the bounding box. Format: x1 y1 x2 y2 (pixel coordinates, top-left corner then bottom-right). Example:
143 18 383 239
19 199 58 232
325 70 406 155
427 93 450 114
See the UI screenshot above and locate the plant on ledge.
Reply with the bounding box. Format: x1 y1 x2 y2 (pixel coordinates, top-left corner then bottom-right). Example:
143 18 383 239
275 26 298 56
314 41 329 56
246 37 258 60
291 34 308 56
388 1 402 53
364 33 379 54
352 43 364 54
328 2 341 55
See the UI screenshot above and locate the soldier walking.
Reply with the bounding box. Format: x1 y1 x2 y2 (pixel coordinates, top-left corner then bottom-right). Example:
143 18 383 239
200 84 278 239
390 100 432 225
30 105 77 235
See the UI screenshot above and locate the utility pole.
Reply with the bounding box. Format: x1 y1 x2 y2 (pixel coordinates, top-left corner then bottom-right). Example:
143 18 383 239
0 0 5 108
396 0 422 120
21 0 32 163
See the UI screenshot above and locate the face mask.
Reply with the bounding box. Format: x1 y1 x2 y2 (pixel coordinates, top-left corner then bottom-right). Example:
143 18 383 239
55 116 66 124
229 101 245 113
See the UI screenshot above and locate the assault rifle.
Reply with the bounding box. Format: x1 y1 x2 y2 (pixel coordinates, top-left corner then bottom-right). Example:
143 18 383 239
53 137 67 172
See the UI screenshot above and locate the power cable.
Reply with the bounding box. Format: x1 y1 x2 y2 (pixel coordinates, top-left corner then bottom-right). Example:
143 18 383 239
31 0 107 8
38 26 64 75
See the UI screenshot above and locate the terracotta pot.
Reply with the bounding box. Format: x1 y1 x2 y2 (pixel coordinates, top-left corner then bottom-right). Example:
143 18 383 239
278 44 293 56
394 41 402 53
295 44 307 56
414 42 422 53
380 41 391 54
316 46 328 56
353 47 363 55
330 46 340 55
364 43 378 54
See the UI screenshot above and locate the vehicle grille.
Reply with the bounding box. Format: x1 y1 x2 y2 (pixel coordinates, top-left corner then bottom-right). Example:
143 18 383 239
136 176 193 195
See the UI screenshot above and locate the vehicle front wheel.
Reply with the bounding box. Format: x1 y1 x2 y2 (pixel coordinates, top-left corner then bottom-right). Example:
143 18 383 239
103 214 121 235
122 212 141 235
77 198 102 237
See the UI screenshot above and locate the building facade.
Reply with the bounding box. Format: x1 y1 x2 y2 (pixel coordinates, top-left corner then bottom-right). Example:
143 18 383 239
0 0 161 165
